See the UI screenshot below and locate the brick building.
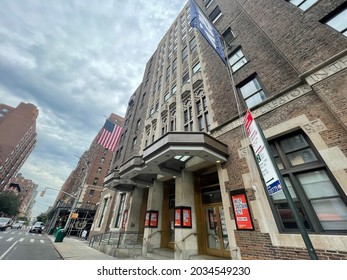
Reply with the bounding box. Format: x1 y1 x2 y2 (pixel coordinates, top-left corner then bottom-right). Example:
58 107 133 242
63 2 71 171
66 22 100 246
0 102 38 191
90 0 347 260
10 173 38 219
45 113 123 237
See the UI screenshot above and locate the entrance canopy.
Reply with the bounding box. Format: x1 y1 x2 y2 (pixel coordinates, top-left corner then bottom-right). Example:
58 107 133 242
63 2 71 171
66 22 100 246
104 132 228 191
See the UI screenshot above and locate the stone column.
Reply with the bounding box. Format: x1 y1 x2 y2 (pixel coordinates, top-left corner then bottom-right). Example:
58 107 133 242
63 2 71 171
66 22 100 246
142 180 163 255
174 170 198 259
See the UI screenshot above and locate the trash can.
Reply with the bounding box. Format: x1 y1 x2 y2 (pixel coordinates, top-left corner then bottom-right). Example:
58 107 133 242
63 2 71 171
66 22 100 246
54 226 61 237
55 229 66 242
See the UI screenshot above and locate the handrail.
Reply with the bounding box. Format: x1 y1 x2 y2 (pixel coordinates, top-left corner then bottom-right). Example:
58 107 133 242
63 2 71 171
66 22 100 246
143 230 162 245
174 232 197 254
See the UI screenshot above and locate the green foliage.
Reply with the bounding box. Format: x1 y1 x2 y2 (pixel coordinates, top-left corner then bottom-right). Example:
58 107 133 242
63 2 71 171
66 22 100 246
36 213 48 224
0 191 20 216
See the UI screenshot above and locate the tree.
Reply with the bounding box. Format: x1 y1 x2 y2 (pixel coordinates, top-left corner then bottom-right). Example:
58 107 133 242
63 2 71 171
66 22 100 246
0 191 20 216
36 213 48 224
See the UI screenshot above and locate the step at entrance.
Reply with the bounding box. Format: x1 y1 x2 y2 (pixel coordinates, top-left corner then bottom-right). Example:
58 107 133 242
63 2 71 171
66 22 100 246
145 248 174 260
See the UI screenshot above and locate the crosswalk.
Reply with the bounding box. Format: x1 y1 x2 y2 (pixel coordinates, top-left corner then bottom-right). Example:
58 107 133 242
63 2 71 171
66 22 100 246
0 232 46 243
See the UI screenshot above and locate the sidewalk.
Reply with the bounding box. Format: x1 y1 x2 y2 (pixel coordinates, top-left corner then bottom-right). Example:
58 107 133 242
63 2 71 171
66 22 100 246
48 234 116 260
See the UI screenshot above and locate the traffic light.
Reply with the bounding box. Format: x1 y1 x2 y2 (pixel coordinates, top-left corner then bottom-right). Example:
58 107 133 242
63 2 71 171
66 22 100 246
40 190 45 197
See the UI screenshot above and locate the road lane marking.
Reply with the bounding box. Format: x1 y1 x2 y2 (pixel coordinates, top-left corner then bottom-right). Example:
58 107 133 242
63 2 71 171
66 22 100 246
30 239 34 243
6 238 14 241
0 240 18 260
19 238 24 242
40 240 44 243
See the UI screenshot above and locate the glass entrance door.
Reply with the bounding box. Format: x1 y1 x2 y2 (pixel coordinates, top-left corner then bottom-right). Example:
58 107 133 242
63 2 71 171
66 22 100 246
203 205 230 257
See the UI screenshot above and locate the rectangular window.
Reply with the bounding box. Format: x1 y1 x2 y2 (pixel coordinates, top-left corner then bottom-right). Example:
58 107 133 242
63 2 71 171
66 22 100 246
222 27 234 45
89 189 95 197
322 5 347 37
115 193 126 228
192 62 201 74
98 197 108 227
189 37 197 53
172 58 177 73
229 48 247 72
171 85 177 95
141 93 146 107
149 107 155 116
209 6 222 24
288 0 318 11
131 137 137 150
269 131 347 233
182 46 188 63
238 76 266 108
182 71 190 84
204 0 214 9
166 66 171 81
136 119 141 130
164 91 170 102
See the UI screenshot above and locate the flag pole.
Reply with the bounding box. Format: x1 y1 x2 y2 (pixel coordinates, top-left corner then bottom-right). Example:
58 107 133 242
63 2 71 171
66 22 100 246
189 0 317 260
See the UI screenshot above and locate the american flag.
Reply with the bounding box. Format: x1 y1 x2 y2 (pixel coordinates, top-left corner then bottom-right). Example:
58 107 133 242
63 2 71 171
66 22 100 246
97 119 122 151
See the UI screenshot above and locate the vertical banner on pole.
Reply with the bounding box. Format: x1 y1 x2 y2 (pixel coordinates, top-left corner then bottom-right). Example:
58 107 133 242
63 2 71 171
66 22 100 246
244 109 283 196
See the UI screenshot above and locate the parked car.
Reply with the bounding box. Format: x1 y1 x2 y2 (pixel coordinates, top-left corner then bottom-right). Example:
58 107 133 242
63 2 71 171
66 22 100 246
29 222 45 233
0 217 13 231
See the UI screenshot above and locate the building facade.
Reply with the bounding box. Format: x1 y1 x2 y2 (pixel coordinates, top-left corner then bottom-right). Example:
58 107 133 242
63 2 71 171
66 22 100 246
46 113 124 237
90 0 347 260
0 102 38 192
10 173 38 219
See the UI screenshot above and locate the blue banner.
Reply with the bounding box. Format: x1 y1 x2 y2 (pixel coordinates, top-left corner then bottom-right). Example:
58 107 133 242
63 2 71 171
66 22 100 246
189 0 226 63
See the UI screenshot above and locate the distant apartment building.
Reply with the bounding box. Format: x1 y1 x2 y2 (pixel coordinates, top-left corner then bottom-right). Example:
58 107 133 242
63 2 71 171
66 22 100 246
0 102 38 191
90 0 347 260
10 173 38 219
45 113 124 236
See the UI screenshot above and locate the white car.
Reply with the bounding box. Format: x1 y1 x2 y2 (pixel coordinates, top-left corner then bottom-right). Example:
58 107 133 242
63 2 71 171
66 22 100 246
29 222 45 233
0 217 13 231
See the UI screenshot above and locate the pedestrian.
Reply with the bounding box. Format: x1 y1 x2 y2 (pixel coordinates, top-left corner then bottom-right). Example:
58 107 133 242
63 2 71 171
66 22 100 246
81 229 88 240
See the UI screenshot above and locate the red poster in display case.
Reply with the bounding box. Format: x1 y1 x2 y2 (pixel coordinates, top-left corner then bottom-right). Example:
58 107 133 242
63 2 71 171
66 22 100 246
150 211 158 227
144 212 150 227
145 210 159 228
175 208 181 227
230 190 254 230
174 206 192 228
182 208 192 227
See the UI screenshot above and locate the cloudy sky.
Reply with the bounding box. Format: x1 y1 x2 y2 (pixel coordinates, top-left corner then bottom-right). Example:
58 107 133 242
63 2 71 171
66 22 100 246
0 0 186 219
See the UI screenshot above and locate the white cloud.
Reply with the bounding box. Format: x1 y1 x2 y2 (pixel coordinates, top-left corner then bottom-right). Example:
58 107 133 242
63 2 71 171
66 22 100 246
0 0 186 217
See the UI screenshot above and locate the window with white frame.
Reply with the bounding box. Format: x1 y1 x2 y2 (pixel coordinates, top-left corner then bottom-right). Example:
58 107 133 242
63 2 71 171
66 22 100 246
238 76 266 108
209 6 222 24
228 48 247 72
268 131 347 233
322 5 347 37
287 0 318 11
204 0 214 9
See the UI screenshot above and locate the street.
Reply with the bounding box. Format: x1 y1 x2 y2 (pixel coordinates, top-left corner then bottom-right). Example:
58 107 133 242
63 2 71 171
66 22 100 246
0 228 62 260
